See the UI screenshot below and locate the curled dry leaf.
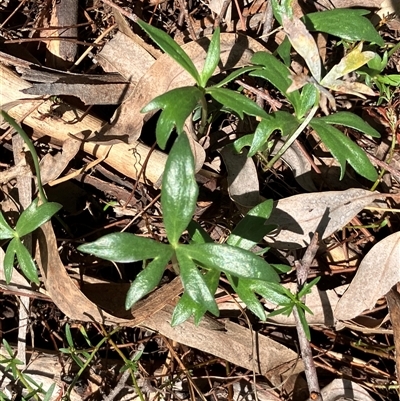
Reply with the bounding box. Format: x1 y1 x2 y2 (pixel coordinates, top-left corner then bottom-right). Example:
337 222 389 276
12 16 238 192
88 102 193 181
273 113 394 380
220 145 261 210
264 188 380 249
334 231 400 321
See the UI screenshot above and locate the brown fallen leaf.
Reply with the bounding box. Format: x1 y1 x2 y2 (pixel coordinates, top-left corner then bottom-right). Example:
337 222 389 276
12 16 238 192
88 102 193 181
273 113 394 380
335 231 400 321
264 188 380 249
320 378 375 401
220 144 261 210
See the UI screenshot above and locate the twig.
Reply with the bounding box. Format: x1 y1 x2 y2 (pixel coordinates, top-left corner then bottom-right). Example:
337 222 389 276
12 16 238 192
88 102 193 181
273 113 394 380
294 233 322 401
214 0 232 29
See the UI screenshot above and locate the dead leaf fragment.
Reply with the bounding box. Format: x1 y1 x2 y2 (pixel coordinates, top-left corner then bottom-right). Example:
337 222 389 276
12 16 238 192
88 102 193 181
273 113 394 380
335 231 400 321
320 378 374 401
264 188 380 249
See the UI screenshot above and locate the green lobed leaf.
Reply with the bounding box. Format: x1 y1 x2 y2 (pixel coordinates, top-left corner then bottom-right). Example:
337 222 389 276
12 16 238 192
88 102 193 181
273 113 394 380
206 87 269 120
0 210 14 240
303 9 384 46
141 87 203 150
136 20 201 83
125 248 173 309
377 74 400 86
310 118 378 181
227 199 274 250
250 52 301 114
162 132 199 247
318 111 380 138
14 239 39 284
185 243 280 282
4 238 18 284
78 233 170 263
176 247 219 316
171 268 220 326
233 134 255 153
249 111 299 157
227 275 266 320
15 201 62 237
200 27 220 87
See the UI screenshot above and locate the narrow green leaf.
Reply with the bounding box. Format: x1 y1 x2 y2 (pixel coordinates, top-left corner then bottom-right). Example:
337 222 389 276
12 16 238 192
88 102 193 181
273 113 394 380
298 276 321 298
298 84 318 120
228 275 266 320
200 27 220 87
206 87 269 120
227 200 274 250
162 133 198 246
43 383 56 401
187 220 213 244
276 36 292 66
176 247 219 316
141 87 203 150
4 238 18 284
251 280 293 305
125 248 173 309
303 9 384 46
296 305 311 340
16 201 62 237
171 295 196 326
137 20 201 83
249 111 299 156
213 66 259 88
250 52 301 114
376 74 400 86
268 305 293 317
14 239 39 284
318 111 380 138
310 118 378 181
0 210 14 240
185 243 280 282
78 233 170 263
65 323 74 347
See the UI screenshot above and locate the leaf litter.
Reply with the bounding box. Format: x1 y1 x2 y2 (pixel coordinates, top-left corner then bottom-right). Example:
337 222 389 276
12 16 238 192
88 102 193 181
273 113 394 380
0 0 399 399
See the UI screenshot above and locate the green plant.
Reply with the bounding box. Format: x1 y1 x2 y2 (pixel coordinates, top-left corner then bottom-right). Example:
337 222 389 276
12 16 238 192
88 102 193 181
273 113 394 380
0 111 62 285
0 339 56 401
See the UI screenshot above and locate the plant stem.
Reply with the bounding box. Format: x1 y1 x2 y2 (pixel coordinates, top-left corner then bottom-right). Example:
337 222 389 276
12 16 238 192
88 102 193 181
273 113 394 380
1 111 47 204
265 105 318 170
198 95 209 136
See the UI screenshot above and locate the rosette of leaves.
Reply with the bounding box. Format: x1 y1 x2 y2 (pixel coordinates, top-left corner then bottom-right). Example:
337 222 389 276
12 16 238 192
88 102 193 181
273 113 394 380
78 133 291 324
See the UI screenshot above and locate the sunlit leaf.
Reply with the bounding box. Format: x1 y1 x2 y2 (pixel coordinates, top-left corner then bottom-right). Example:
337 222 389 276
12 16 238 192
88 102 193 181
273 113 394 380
14 239 39 284
0 210 14 240
200 27 220 87
125 248 173 309
78 233 170 263
282 14 321 82
303 9 384 46
4 238 18 283
310 119 378 181
176 247 219 316
297 84 318 120
162 133 198 247
137 19 201 83
16 200 62 237
271 0 293 25
206 87 269 120
318 111 380 138
141 87 203 150
185 243 280 282
227 199 274 250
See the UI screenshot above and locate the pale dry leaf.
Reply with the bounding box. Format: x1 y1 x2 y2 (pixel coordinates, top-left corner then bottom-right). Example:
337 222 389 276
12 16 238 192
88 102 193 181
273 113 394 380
40 137 81 184
271 140 317 192
334 231 400 321
282 14 321 82
220 144 261 210
264 188 380 249
320 379 374 401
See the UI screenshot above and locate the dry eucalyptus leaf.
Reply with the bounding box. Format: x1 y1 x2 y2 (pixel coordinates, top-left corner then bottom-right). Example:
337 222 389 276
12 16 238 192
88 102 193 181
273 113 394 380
334 231 400 321
39 137 81 184
272 140 317 192
264 188 380 249
97 33 268 144
220 145 261 210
